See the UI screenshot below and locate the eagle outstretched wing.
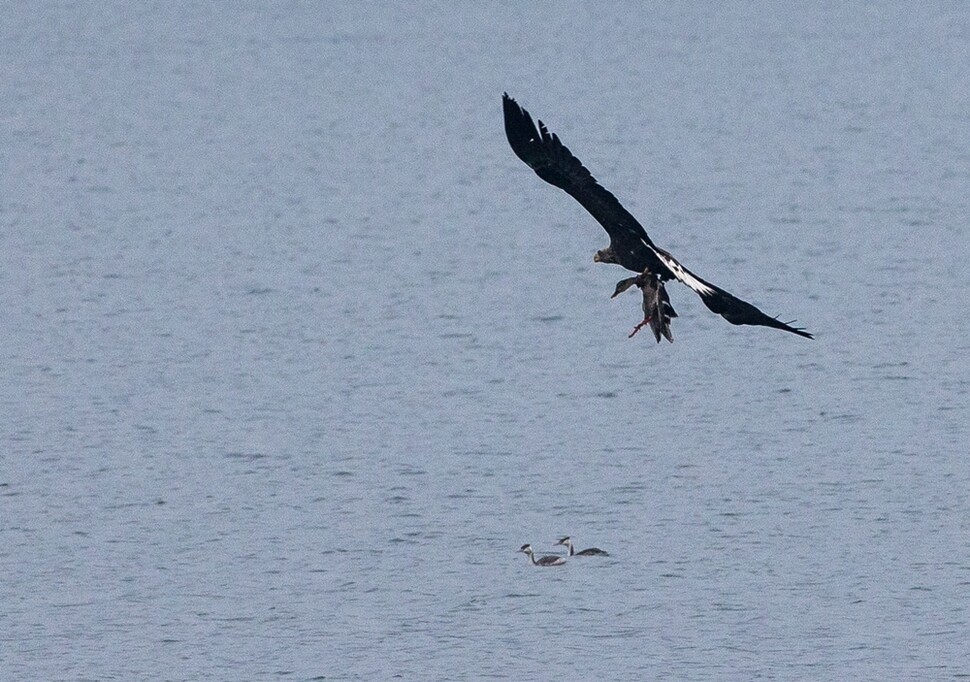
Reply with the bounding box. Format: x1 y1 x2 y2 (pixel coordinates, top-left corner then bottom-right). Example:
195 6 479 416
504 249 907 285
503 93 813 340
649 246 813 338
503 93 658 273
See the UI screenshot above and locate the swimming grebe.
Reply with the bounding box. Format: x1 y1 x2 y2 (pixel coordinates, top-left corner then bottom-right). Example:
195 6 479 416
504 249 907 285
555 536 608 557
519 543 566 566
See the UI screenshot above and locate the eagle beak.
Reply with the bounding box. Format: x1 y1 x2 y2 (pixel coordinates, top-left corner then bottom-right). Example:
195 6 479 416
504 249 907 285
611 277 638 299
593 252 601 263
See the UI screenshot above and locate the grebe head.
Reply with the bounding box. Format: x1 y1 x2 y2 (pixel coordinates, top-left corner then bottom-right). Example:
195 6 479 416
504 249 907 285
520 542 566 566
555 536 576 556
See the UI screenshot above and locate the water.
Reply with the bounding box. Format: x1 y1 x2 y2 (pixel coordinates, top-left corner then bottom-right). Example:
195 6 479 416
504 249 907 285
2 3 969 680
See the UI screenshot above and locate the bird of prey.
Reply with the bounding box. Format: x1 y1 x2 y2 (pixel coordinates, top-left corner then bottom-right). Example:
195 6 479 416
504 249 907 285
502 93 812 342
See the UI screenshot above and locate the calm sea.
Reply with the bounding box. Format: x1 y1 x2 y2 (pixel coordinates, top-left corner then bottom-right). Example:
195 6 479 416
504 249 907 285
2 3 968 680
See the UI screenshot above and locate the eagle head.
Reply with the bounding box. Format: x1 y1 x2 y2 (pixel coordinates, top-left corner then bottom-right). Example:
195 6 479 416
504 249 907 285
594 247 617 264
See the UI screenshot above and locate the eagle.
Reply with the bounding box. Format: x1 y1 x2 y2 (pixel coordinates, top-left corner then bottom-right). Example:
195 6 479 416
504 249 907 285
502 93 813 342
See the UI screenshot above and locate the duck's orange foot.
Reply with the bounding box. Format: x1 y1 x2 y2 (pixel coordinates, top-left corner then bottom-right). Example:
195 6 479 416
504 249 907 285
628 317 652 338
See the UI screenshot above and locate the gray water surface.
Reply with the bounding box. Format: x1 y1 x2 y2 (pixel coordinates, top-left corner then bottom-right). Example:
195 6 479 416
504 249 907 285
2 3 969 680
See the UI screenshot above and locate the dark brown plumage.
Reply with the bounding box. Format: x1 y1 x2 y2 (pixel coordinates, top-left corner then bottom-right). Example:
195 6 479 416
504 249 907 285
503 93 813 341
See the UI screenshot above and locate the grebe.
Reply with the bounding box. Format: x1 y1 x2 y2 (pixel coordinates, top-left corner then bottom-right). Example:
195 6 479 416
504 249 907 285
519 543 566 567
555 536 608 557
503 93 813 342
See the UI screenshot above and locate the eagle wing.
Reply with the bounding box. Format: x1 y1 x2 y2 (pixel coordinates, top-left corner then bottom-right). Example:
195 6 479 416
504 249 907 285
503 93 657 273
650 246 813 338
504 93 813 340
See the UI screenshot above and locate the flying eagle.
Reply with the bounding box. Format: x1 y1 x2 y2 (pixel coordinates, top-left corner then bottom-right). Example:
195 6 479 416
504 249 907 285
502 93 813 342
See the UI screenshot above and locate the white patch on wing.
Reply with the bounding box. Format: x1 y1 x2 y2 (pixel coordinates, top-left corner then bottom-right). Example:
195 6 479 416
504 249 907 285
651 248 717 297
